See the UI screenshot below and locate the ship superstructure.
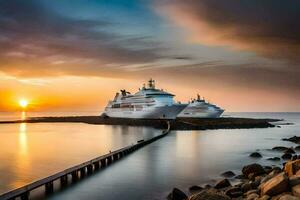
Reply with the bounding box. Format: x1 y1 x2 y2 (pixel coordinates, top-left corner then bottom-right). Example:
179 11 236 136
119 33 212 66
102 79 186 119
177 94 224 118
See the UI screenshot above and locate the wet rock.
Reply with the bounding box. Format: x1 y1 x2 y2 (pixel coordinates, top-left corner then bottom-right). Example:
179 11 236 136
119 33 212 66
284 148 296 154
235 174 246 179
258 195 270 200
247 193 259 200
292 185 300 197
167 188 188 200
221 171 236 178
284 160 300 177
245 189 259 196
279 194 300 200
267 157 281 161
273 146 290 151
260 172 289 196
289 175 300 187
188 189 230 200
225 187 243 198
282 136 300 144
282 153 293 160
241 183 253 192
292 155 298 161
295 146 300 150
189 185 203 193
242 163 265 177
214 179 231 189
250 152 262 158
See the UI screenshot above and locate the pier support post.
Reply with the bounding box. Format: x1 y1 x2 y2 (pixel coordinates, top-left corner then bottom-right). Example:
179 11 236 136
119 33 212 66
100 159 106 168
20 192 29 200
93 162 100 170
71 171 78 182
80 168 86 178
45 181 54 194
87 165 93 174
60 175 68 186
107 156 112 164
113 154 118 161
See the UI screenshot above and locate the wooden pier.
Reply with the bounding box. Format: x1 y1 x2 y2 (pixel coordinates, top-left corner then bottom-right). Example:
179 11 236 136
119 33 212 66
0 122 170 200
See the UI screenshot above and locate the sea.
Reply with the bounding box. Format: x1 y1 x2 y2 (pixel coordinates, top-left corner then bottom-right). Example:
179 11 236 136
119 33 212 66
0 112 299 199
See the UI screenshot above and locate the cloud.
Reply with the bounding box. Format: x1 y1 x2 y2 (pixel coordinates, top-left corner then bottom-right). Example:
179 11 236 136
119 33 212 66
0 0 165 77
157 0 300 63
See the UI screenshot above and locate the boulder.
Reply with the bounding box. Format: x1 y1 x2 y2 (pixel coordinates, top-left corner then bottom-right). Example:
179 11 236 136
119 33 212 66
214 179 231 189
292 155 298 161
258 195 270 200
279 194 300 200
189 185 203 193
247 193 259 200
289 175 300 187
282 136 300 144
221 171 236 178
282 153 293 160
284 160 300 177
224 187 243 198
295 146 300 150
284 148 296 154
167 188 188 200
241 183 252 192
260 172 289 196
189 189 230 200
242 163 265 177
250 152 263 158
292 185 300 197
273 146 290 151
267 157 281 161
292 185 300 198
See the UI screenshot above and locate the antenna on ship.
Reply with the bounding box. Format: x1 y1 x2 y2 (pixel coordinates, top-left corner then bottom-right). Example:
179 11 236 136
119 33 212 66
148 78 155 89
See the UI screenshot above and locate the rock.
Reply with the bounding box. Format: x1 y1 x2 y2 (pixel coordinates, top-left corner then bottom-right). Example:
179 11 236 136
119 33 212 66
225 187 243 198
167 188 188 200
282 153 293 160
242 163 266 177
289 175 300 187
292 185 300 197
282 136 300 144
284 148 296 154
189 189 230 200
292 155 298 161
258 195 270 200
295 146 300 150
250 152 263 158
221 171 236 178
189 185 203 193
267 157 281 161
260 172 289 196
245 189 259 196
214 179 231 189
284 160 300 177
279 194 300 200
273 146 290 151
242 183 253 192
247 193 259 200
235 174 246 179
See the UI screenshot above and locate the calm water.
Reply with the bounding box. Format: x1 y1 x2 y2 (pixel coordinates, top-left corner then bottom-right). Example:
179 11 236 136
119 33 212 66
0 112 299 199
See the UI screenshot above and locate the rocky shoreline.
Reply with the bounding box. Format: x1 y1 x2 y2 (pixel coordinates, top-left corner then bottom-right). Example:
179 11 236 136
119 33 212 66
0 116 280 130
168 136 300 200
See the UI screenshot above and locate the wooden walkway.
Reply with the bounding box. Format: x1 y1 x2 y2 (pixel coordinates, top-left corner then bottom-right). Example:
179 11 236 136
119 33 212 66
0 122 170 200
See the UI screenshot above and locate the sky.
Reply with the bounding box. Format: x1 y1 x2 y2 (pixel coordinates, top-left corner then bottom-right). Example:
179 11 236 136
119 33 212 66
0 0 299 112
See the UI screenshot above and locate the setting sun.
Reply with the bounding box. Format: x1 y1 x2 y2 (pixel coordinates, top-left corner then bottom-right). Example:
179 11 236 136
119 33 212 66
19 99 28 109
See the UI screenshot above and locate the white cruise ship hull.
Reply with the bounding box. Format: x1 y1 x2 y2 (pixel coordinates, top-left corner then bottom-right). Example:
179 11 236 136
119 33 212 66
103 104 186 119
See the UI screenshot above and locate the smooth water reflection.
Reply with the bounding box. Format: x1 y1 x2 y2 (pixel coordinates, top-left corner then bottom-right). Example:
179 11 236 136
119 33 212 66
47 113 300 200
0 123 160 193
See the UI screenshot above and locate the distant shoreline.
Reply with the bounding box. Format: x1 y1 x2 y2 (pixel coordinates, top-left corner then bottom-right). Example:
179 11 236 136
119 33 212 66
0 116 281 130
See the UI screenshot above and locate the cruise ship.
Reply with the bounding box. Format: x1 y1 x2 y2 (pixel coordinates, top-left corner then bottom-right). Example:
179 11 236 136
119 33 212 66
102 79 187 119
177 94 224 118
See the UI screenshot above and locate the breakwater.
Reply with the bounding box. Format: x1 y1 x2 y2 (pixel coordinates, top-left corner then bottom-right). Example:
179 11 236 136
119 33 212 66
0 122 171 200
0 116 279 130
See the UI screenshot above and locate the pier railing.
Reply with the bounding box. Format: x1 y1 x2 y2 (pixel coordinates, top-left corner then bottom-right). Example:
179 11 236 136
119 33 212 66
0 121 171 200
